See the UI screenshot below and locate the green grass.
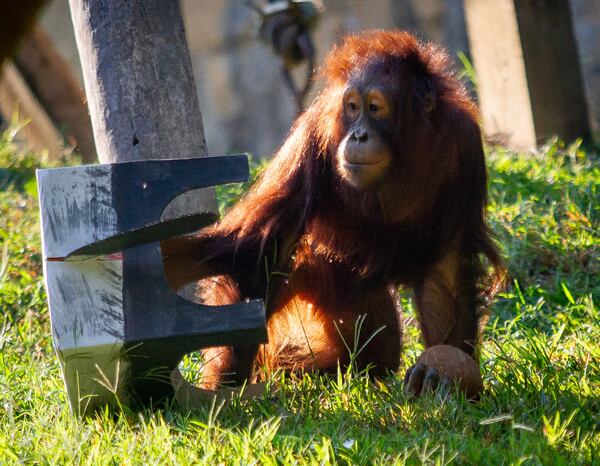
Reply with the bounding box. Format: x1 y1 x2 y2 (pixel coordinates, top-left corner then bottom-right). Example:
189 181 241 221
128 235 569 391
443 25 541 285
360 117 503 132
0 127 598 464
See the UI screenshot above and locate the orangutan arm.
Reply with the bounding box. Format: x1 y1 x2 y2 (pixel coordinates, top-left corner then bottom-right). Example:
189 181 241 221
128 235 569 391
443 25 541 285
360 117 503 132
405 244 483 396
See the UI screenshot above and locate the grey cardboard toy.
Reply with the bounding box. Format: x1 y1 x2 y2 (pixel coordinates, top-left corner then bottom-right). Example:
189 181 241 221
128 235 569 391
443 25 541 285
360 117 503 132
37 155 266 416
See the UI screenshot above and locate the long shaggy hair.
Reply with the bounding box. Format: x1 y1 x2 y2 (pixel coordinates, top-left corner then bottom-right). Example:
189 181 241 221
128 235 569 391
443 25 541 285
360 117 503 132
164 30 504 385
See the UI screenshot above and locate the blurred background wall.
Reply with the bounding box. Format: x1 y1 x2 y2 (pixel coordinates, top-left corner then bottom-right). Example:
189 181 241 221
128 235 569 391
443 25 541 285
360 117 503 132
38 0 599 159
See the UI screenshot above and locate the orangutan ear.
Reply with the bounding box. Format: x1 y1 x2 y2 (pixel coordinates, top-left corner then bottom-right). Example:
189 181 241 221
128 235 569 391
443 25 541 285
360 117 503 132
424 92 436 113
416 76 436 115
424 94 436 113
423 77 437 113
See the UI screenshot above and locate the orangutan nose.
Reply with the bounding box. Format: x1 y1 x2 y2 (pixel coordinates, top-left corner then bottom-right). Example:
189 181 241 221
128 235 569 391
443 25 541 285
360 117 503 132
351 126 368 142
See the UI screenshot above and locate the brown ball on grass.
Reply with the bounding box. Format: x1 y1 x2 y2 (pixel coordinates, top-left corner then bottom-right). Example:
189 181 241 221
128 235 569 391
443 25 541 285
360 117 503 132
417 345 484 399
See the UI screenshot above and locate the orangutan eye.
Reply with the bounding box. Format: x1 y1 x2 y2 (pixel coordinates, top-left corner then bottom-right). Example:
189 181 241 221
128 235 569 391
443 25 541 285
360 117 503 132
348 101 358 112
369 103 379 113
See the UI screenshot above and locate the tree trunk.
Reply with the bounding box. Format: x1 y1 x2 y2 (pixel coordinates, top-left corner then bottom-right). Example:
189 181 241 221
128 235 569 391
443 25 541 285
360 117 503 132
15 25 97 163
68 0 216 217
464 0 591 150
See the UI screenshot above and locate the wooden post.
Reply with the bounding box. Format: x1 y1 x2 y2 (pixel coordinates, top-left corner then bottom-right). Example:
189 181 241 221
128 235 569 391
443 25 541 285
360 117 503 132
67 0 216 217
55 0 269 412
464 0 591 150
0 61 64 160
15 25 97 163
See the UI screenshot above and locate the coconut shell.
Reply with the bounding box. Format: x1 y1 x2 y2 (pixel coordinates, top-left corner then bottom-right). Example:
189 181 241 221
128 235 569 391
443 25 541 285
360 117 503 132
416 345 483 399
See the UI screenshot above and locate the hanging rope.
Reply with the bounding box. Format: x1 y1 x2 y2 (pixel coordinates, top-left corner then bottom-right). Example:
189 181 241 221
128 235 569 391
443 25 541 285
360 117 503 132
248 0 323 112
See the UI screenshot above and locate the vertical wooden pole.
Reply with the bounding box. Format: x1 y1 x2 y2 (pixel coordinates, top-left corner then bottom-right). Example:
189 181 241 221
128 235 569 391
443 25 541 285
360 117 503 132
68 0 216 217
15 25 97 163
0 61 64 159
464 0 591 150
512 1 591 144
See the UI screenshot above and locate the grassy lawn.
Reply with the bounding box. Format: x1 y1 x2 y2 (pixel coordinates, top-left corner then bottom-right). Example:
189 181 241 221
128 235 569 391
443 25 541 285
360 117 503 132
0 127 598 465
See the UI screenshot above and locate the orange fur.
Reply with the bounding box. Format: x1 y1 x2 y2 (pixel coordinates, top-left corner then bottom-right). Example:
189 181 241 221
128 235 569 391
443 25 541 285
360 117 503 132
162 30 504 389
